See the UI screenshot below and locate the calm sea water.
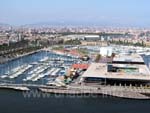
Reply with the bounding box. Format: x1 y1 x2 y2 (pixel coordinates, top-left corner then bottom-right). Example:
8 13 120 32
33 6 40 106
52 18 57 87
0 89 150 113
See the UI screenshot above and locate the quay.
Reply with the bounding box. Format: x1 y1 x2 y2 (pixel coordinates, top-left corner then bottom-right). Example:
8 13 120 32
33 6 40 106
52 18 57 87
1 83 150 99
39 85 150 100
0 84 30 91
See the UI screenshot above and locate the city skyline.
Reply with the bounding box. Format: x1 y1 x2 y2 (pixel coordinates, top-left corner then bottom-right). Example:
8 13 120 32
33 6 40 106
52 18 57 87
0 0 150 27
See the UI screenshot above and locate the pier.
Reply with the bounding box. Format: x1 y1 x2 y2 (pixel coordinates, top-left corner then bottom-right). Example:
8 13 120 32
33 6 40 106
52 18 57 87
39 85 150 99
1 82 150 99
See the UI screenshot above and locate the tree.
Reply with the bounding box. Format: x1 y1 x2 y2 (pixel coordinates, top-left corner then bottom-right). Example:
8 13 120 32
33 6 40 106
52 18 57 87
95 54 101 62
111 53 116 58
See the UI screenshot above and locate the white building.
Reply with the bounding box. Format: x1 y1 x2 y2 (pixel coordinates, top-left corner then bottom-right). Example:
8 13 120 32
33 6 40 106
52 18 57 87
100 47 112 57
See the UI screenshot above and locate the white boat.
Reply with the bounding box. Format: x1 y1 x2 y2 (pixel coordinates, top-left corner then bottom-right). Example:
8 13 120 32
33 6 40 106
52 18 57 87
0 75 7 79
23 73 36 81
45 68 55 76
5 66 20 75
4 65 25 77
32 68 55 81
31 67 52 81
24 65 49 81
35 66 48 74
28 66 42 74
39 57 49 62
31 62 38 65
51 68 60 76
50 68 57 76
9 65 32 79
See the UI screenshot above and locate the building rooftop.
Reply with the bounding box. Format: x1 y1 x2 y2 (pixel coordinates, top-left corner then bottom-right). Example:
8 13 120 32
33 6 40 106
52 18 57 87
72 64 89 70
84 35 100 38
113 54 144 63
82 63 150 81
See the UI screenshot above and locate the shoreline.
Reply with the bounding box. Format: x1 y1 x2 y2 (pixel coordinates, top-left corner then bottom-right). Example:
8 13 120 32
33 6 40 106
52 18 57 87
39 87 150 100
1 83 150 100
0 85 30 91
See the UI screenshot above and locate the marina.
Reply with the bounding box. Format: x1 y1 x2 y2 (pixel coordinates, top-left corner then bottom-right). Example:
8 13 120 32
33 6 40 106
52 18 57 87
0 50 80 84
9 65 32 79
1 46 150 99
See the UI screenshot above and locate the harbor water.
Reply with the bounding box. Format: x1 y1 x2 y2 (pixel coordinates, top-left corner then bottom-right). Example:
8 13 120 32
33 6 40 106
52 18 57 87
0 89 150 113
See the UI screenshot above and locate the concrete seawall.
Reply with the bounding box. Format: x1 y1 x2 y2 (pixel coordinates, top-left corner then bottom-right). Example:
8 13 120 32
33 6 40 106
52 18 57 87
1 83 150 99
39 85 150 100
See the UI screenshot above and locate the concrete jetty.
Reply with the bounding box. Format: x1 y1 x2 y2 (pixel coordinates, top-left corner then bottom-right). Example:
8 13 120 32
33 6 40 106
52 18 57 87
39 85 150 100
0 85 30 91
0 82 150 99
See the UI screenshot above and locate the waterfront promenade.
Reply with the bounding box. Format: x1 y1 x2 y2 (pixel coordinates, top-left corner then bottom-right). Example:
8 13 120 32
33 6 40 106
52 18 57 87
1 82 150 99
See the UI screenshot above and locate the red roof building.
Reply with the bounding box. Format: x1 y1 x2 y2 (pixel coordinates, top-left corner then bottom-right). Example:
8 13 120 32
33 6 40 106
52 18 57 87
72 64 89 70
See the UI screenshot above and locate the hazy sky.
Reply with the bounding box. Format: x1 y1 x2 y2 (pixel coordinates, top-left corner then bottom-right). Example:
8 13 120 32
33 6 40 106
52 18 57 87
0 0 150 26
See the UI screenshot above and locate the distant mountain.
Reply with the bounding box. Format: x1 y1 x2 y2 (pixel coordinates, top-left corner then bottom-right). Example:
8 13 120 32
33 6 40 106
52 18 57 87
21 21 91 28
20 21 144 28
21 20 124 28
0 21 148 29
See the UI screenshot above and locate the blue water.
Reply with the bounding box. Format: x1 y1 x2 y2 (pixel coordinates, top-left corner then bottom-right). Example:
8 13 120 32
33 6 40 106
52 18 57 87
0 89 150 113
